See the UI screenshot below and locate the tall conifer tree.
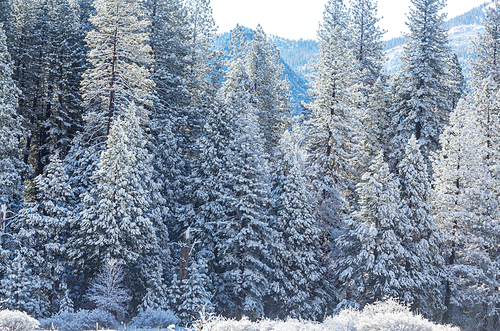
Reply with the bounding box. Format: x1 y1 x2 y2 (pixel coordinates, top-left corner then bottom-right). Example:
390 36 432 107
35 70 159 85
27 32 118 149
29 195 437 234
388 0 450 166
0 23 24 211
433 100 500 326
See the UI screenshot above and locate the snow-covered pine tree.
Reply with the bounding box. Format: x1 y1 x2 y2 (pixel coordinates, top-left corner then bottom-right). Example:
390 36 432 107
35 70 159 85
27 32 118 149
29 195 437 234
72 102 167 309
185 0 219 105
8 0 48 176
354 77 390 175
177 258 213 325
143 0 199 254
245 25 291 156
347 0 386 179
15 153 74 315
398 136 443 320
305 0 361 260
445 53 465 111
213 55 272 319
66 0 156 301
470 0 500 85
432 99 500 327
0 23 25 212
167 273 182 311
66 0 154 196
267 130 327 320
335 152 410 310
80 0 153 138
388 0 451 167
0 0 86 181
0 251 44 316
349 0 385 87
39 0 85 164
468 77 500 203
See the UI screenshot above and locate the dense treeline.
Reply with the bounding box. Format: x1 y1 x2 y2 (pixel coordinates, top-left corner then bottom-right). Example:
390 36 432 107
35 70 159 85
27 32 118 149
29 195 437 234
1 0 500 330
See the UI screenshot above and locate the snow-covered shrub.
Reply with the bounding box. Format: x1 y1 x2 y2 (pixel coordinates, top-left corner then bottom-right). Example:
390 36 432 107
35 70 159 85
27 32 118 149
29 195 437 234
39 309 118 331
129 309 179 328
193 300 460 331
0 310 39 331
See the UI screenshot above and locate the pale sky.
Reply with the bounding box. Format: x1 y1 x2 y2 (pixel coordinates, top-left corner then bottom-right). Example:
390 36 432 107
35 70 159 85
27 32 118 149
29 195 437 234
210 0 487 40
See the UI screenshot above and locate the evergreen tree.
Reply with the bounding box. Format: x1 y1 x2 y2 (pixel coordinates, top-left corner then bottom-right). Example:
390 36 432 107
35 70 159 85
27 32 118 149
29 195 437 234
432 99 500 327
305 0 361 260
349 0 385 87
335 153 409 310
388 0 451 166
16 153 74 315
268 130 327 320
8 0 49 175
470 0 500 85
5 0 84 178
0 23 24 211
177 258 213 325
66 0 154 195
354 77 390 173
245 25 291 156
214 57 271 319
72 102 167 309
0 251 44 316
398 136 443 320
167 273 182 311
80 0 153 139
66 0 156 301
445 53 465 111
39 0 85 165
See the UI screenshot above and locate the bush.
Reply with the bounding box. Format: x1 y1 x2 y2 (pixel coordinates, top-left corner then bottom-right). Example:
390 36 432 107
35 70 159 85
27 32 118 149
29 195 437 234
193 300 460 331
0 310 39 331
129 309 179 329
39 309 118 331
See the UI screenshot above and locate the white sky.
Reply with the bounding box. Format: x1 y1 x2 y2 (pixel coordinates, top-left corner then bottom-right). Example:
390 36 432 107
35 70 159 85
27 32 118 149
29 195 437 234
210 0 487 40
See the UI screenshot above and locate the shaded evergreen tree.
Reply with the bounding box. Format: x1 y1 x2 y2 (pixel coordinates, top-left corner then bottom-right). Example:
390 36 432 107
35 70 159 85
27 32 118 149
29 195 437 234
0 23 25 211
177 258 213 325
445 52 465 111
16 153 74 315
0 251 44 316
305 0 361 266
398 136 443 320
245 25 291 156
433 99 500 327
72 102 167 309
267 130 327 320
213 57 271 319
335 153 409 310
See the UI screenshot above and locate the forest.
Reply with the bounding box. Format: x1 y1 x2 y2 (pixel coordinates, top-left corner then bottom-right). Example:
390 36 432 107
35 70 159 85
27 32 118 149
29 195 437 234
0 0 499 330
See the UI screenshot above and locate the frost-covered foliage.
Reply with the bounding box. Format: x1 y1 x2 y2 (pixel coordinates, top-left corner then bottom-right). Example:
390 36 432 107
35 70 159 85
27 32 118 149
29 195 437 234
39 309 118 331
129 309 179 328
0 310 39 331
87 259 130 319
194 300 459 331
0 252 43 317
388 0 451 166
0 23 24 211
